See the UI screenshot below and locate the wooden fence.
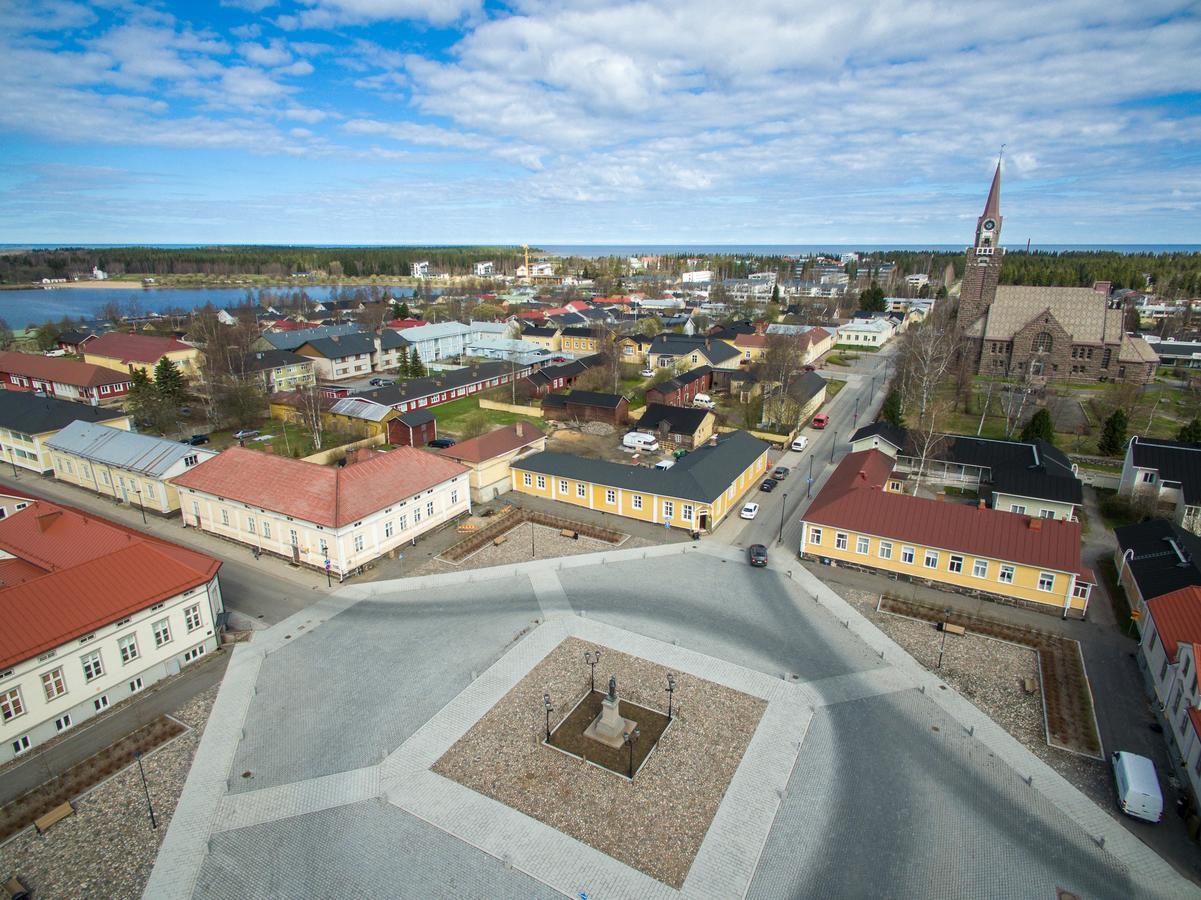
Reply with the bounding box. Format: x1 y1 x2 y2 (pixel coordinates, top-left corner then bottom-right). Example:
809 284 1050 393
441 507 625 563
479 398 545 417
301 433 385 465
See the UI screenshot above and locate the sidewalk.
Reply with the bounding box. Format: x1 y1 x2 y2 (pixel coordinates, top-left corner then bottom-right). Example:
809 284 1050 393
0 651 229 807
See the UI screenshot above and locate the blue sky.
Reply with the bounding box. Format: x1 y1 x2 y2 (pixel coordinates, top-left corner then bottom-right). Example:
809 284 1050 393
1 0 1199 245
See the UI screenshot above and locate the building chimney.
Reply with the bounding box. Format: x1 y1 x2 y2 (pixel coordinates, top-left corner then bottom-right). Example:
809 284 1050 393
515 422 523 437
1028 517 1042 531
936 492 945 501
36 510 62 532
978 499 986 509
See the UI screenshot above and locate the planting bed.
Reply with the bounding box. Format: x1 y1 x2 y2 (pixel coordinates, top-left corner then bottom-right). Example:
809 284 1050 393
547 689 671 779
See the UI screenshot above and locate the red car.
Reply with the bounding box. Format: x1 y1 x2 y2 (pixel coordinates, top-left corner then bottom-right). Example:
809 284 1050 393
812 413 829 429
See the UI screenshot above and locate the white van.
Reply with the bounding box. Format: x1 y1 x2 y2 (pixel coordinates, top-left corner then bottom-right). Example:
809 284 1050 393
654 459 675 470
692 393 715 410
791 435 809 452
623 432 661 452
1111 751 1163 822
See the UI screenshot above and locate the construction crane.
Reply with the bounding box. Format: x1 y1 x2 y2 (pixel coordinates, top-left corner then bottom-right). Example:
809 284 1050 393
522 243 530 284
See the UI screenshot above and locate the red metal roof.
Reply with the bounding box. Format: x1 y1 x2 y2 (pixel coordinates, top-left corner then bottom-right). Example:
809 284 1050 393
171 445 468 527
0 501 220 669
804 450 1086 575
85 332 192 364
1189 706 1201 741
439 423 545 464
0 351 131 388
1146 587 1201 662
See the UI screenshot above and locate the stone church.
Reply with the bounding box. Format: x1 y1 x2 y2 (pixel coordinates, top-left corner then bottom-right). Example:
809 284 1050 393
956 163 1159 384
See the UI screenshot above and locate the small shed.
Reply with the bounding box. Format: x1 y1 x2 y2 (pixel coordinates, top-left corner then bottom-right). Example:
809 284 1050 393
390 409 437 446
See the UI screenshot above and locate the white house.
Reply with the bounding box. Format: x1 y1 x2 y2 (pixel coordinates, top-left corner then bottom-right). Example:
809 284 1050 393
836 317 896 348
171 446 470 577
411 261 431 278
1120 437 1201 536
473 261 495 277
0 501 223 763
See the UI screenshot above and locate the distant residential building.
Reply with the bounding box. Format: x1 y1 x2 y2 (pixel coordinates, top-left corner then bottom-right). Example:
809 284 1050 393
350 360 535 413
541 390 629 427
0 394 131 473
644 366 714 408
172 446 470 576
648 335 741 371
521 355 604 397
681 271 713 284
411 261 431 278
257 322 364 352
237 350 315 393
633 404 715 450
1120 437 1201 535
517 261 555 279
55 330 99 354
0 351 133 404
836 317 895 347
84 333 201 380
1115 518 1201 617
0 501 222 763
905 273 930 289
46 420 215 515
473 261 495 277
390 410 437 447
438 422 547 503
1152 340 1201 370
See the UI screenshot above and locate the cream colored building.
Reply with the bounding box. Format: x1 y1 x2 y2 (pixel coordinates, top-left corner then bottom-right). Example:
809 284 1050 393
46 420 215 515
0 393 131 474
438 422 547 503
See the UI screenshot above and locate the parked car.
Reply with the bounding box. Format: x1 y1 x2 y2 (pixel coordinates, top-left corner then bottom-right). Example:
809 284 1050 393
1111 751 1164 823
791 435 809 452
622 432 660 452
640 368 655 378
812 413 829 429
692 392 716 410
740 502 760 520
369 378 385 386
803 364 816 372
759 478 778 492
180 434 209 446
232 428 260 441
428 437 456 449
772 466 790 480
748 544 768 567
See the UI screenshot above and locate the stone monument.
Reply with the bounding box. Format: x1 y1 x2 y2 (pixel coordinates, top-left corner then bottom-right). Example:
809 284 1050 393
583 674 638 749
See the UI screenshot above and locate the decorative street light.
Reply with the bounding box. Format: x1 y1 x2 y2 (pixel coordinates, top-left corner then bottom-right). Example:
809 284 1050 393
624 727 641 779
830 431 838 463
665 673 676 719
778 492 788 544
132 488 148 525
543 692 553 742
584 650 601 693
937 606 953 669
807 455 814 499
134 751 157 829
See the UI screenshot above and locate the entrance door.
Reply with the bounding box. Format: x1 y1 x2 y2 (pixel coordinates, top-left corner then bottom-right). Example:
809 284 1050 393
290 530 300 563
1030 359 1044 376
698 512 709 531
116 476 128 502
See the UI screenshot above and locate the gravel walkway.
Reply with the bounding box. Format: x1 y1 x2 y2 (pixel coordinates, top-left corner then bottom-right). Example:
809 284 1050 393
0 685 219 900
412 522 653 576
840 588 1110 805
432 637 766 888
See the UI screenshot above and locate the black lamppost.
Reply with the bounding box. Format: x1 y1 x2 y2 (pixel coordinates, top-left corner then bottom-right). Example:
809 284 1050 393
853 396 859 426
531 520 536 558
937 606 953 669
807 455 814 499
830 431 838 462
778 492 788 544
623 727 641 778
665 673 676 719
133 488 147 525
584 650 601 692
134 751 157 829
543 692 553 741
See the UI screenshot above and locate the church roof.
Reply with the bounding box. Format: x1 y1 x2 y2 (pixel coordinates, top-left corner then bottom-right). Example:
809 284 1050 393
981 286 1118 343
983 161 1002 220
1119 335 1160 364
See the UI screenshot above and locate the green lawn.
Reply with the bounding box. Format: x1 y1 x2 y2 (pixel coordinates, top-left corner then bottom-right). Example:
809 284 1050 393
433 396 543 438
825 379 846 399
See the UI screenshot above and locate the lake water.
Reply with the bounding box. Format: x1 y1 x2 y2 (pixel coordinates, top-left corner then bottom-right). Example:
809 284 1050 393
0 284 419 326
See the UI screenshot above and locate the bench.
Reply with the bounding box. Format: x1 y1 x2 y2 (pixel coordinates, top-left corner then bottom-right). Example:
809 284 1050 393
34 801 74 834
559 529 579 540
3 876 30 900
940 622 966 636
493 536 507 546
1023 677 1038 694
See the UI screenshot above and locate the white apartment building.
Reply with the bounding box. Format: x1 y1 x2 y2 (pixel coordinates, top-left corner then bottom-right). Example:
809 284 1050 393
1120 436 1201 536
172 446 470 576
0 502 223 763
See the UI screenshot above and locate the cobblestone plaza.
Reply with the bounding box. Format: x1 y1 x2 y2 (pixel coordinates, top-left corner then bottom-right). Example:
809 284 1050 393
147 544 1196 899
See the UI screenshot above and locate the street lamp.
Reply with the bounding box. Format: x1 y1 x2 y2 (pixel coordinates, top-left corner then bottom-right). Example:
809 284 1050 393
830 431 838 463
937 606 953 669
807 455 814 499
778 492 788 544
584 650 601 693
133 488 147 525
134 751 157 829
543 692 553 742
623 727 641 778
853 396 859 425
665 673 676 719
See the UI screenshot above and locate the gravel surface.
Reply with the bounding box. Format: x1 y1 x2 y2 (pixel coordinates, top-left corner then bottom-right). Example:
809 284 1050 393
841 588 1110 805
0 685 219 900
413 522 652 576
432 637 766 888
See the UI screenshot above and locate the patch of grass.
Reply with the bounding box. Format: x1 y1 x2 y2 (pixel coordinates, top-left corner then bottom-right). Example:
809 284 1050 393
832 343 879 352
1096 556 1138 640
825 379 845 398
1096 489 1138 530
825 354 851 367
432 395 543 437
940 485 979 499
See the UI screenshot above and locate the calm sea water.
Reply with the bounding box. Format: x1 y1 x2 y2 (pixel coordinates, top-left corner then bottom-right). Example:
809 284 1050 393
0 284 418 326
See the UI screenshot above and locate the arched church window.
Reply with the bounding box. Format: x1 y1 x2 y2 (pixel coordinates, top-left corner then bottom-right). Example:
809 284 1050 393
1033 332 1053 353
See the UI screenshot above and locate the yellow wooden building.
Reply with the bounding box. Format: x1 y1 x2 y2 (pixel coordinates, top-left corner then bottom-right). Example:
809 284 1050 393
83 332 202 380
800 449 1095 617
510 430 769 531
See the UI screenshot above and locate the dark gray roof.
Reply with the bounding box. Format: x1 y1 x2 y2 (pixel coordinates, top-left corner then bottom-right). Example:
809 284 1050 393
543 390 626 410
1115 519 1201 601
786 371 826 405
261 322 364 350
648 334 739 365
0 392 127 434
1153 341 1201 359
521 326 559 337
351 360 518 406
297 332 376 358
379 329 408 350
851 421 907 450
397 409 435 427
1130 437 1201 505
239 349 310 373
513 430 769 503
635 403 711 435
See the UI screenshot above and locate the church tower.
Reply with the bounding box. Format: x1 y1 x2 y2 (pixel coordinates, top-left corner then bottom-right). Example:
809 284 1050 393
956 159 1004 332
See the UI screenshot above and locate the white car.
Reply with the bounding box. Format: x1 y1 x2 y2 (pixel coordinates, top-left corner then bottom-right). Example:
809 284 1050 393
740 502 760 520
791 435 809 452
640 368 655 377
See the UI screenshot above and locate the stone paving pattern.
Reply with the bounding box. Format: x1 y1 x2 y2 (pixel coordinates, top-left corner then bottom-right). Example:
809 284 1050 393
145 544 1199 900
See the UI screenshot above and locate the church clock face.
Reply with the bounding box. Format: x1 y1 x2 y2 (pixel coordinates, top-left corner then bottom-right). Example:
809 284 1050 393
982 218 996 232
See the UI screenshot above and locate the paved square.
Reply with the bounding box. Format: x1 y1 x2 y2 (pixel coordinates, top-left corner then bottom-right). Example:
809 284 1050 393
146 545 1196 900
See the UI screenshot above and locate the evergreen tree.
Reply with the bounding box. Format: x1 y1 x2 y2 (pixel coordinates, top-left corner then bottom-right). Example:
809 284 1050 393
1020 408 1055 445
1177 418 1201 444
859 283 886 313
400 346 413 378
398 301 411 319
880 389 904 427
1098 409 1129 456
153 356 187 405
409 348 426 378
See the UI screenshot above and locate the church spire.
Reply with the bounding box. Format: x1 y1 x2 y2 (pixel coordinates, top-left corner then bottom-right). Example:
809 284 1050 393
983 151 1002 220
974 151 1003 252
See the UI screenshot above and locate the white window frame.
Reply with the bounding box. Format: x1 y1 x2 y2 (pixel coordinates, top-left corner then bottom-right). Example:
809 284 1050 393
809 526 823 545
153 618 172 648
999 565 1015 585
835 532 848 550
972 559 988 579
948 555 964 574
536 475 546 489
1037 572 1056 592
523 473 532 487
184 604 203 632
576 483 586 498
81 650 104 682
606 489 616 504
901 546 915 564
632 495 643 510
878 541 892 560
855 536 869 555
924 550 939 569
118 633 139 664
1 687 24 722
42 667 66 701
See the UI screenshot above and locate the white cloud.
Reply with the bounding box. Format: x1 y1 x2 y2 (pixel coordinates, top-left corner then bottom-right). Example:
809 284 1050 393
277 59 315 76
238 39 293 67
291 0 482 27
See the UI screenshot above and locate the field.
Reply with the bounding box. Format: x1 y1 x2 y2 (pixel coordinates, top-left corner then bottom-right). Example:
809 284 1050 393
431 396 544 438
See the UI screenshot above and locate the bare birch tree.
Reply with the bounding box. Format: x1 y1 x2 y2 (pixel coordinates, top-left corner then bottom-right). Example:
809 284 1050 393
896 307 959 491
296 385 326 452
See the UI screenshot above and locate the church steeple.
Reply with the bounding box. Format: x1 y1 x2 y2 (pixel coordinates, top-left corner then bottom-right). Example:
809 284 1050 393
975 154 1003 252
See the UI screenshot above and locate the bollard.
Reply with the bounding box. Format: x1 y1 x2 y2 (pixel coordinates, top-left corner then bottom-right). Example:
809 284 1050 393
1024 774 1033 786
966 725 974 736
